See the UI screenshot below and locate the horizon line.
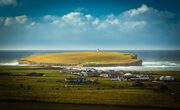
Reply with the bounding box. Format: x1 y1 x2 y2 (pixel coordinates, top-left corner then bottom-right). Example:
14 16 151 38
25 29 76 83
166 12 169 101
0 49 180 51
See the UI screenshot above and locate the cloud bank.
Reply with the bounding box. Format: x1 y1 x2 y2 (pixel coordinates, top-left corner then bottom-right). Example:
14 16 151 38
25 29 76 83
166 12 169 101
0 4 179 50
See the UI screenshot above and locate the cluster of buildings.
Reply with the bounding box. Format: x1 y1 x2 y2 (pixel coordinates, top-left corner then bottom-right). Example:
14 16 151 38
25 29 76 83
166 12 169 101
61 68 152 82
102 72 150 81
60 67 176 83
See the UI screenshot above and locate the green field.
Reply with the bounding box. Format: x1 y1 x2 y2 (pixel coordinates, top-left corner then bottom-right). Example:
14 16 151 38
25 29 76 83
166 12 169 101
18 52 142 66
0 66 180 109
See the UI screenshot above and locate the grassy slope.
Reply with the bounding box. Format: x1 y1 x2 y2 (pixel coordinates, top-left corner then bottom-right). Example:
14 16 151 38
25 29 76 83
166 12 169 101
19 52 141 66
0 66 180 108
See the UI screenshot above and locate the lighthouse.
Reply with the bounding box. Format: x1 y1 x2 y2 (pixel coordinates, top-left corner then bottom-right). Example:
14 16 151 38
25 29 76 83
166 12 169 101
96 48 100 52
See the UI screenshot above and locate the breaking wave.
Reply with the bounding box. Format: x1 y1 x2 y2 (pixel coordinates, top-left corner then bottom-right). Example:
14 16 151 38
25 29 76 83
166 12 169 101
85 61 180 71
0 61 19 66
0 60 29 66
143 61 177 67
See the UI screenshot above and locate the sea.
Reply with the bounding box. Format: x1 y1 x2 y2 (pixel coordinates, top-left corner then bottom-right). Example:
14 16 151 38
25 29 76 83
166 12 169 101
0 50 180 71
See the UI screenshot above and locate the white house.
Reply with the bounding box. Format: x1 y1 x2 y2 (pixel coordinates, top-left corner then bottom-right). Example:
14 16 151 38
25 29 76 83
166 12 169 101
119 77 128 81
100 74 108 77
124 73 132 76
72 72 81 75
165 76 175 80
110 76 127 81
159 76 175 81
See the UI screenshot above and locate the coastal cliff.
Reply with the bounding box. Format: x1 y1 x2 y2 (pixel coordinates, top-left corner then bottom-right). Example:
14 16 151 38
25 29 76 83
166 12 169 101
18 52 142 66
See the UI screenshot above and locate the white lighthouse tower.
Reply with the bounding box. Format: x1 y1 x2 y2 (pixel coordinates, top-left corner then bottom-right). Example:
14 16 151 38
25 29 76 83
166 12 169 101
96 48 100 52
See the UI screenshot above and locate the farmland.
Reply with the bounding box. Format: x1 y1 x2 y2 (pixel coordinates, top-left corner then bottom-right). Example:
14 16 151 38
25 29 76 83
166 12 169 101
0 66 180 110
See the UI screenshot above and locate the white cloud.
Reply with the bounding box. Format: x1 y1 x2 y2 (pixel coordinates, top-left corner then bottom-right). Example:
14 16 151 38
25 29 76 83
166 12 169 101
0 4 175 31
0 4 177 39
106 19 119 25
62 12 81 22
123 4 175 20
29 22 36 26
125 4 149 16
0 17 4 24
26 21 38 29
85 14 93 21
1 4 179 50
43 15 58 22
15 15 27 24
39 4 174 32
52 20 59 25
0 4 176 30
0 0 16 6
4 17 13 26
61 12 88 28
105 15 120 25
74 7 87 12
92 18 100 25
122 21 146 30
2 15 29 26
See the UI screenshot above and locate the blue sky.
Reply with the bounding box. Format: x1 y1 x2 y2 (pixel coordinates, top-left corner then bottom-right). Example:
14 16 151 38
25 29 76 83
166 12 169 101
0 0 180 50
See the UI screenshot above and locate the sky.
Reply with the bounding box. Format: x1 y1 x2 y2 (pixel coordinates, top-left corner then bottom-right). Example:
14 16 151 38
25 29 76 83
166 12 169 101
0 0 180 50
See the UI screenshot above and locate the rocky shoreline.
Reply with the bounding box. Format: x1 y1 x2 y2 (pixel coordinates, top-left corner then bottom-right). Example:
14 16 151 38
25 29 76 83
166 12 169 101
18 59 142 67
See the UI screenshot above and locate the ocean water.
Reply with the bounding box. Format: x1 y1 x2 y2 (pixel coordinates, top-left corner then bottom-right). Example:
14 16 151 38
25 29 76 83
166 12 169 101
0 50 180 71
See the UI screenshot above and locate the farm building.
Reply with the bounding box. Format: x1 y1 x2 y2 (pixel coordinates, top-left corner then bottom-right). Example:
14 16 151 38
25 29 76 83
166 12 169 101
110 76 120 81
65 78 87 83
130 76 150 81
118 77 128 81
100 74 108 77
159 76 175 81
124 73 132 76
108 73 125 81
108 73 118 78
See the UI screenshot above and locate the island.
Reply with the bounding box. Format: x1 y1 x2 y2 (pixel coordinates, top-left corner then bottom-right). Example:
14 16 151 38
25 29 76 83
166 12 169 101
18 52 142 66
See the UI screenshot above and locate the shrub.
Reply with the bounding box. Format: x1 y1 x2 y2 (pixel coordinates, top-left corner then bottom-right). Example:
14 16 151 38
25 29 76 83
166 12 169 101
132 82 144 87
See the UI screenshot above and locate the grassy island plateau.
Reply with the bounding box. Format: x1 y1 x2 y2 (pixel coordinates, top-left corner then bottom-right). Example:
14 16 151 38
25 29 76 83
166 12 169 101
18 52 142 66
